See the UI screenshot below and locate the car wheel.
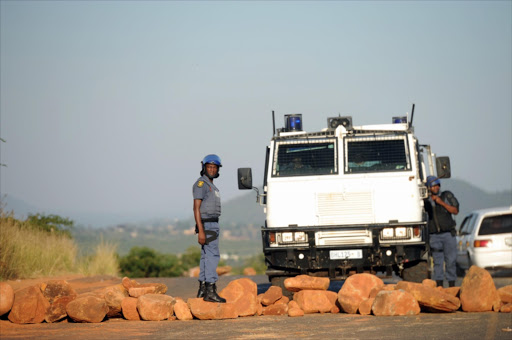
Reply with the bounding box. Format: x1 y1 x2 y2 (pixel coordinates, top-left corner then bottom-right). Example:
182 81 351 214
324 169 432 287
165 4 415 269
401 260 430 282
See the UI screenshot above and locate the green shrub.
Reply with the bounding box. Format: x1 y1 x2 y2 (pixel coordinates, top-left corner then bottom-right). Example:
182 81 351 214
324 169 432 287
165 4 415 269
119 246 185 278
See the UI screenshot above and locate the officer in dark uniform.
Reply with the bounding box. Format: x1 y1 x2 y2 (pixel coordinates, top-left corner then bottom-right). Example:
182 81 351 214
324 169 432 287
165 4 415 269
424 176 460 287
192 154 226 303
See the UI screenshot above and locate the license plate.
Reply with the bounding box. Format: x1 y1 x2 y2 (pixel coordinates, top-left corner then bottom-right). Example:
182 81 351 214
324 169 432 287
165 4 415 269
330 249 363 260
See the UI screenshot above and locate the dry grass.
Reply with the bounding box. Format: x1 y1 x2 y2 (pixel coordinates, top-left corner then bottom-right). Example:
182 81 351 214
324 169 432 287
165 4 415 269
0 210 119 280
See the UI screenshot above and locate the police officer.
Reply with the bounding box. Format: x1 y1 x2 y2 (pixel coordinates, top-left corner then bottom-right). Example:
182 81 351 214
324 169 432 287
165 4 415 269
424 176 460 287
192 154 226 303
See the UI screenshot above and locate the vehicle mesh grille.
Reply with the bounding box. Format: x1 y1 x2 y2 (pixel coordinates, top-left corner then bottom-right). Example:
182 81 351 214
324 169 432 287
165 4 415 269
315 229 372 246
316 192 374 225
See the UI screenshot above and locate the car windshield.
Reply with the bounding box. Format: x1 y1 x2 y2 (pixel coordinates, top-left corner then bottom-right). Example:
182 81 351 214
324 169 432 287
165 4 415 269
344 133 411 174
478 213 512 235
273 138 337 177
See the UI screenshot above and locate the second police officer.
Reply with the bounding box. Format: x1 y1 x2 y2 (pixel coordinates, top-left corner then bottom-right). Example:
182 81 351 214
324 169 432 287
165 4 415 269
192 154 226 303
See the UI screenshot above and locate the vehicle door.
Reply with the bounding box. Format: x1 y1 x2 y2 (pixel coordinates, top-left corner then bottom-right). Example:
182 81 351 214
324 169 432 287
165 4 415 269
457 214 476 268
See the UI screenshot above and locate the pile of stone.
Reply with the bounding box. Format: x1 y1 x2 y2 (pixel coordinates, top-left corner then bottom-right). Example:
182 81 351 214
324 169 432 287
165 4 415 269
0 265 511 324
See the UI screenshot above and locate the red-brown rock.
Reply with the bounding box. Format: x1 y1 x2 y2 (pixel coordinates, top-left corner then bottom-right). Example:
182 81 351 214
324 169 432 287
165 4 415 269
216 266 232 276
372 290 420 316
460 266 501 312
40 280 78 323
422 279 438 289
337 273 384 314
497 285 512 304
66 295 108 323
187 298 238 320
103 284 128 318
243 267 257 276
443 287 460 298
0 282 14 316
137 294 174 321
121 297 140 321
8 286 50 324
284 275 330 292
262 303 288 316
122 277 141 291
218 278 258 317
359 297 375 315
500 303 512 313
261 286 283 306
396 281 460 312
174 299 193 320
128 283 167 298
294 290 336 314
275 296 290 305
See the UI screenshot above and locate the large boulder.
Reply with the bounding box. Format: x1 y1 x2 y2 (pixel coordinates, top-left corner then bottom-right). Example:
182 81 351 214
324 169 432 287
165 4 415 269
497 285 512 304
103 284 128 318
294 290 337 314
8 286 49 324
459 266 501 312
337 273 384 314
396 281 460 312
128 283 167 298
187 298 238 320
66 295 108 323
287 300 304 317
40 280 78 323
260 286 283 306
0 282 14 316
218 278 258 317
174 298 193 321
284 275 330 292
372 290 420 316
137 294 174 321
121 297 140 321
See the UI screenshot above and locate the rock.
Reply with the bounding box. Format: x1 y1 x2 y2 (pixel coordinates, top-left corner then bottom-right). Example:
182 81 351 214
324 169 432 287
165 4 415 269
66 295 108 323
128 283 167 298
372 290 420 316
187 298 238 320
359 297 375 315
261 286 283 306
256 302 263 316
218 278 258 317
122 277 140 291
294 290 336 314
396 281 460 312
103 284 128 318
275 296 290 305
8 286 50 324
284 275 330 292
500 303 512 313
121 297 140 321
497 285 512 304
174 299 193 320
288 300 305 317
40 280 78 323
243 267 257 276
262 303 288 316
137 294 175 321
216 266 232 276
188 266 200 278
443 287 460 297
337 273 384 314
0 282 15 316
422 279 438 289
460 266 501 312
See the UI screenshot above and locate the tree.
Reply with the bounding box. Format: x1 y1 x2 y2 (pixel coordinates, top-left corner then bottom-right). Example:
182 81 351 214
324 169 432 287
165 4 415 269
26 213 74 238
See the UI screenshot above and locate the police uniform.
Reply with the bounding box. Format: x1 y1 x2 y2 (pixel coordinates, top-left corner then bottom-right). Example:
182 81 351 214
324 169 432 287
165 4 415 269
193 174 221 284
424 190 459 284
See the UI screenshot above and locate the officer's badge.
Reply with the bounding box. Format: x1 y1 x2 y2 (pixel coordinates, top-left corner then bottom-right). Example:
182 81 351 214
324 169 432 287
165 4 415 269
197 181 204 188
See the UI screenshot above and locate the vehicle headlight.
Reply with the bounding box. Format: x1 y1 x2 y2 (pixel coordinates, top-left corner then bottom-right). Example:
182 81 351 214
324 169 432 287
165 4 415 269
295 232 306 242
282 232 293 242
382 228 394 238
395 227 407 238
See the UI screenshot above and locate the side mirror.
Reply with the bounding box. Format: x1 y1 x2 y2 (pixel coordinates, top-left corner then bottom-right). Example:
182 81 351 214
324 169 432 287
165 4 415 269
238 168 253 190
436 156 451 179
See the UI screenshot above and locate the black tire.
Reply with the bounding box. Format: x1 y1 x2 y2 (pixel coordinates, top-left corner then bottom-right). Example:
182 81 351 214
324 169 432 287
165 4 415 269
401 260 430 282
270 276 294 299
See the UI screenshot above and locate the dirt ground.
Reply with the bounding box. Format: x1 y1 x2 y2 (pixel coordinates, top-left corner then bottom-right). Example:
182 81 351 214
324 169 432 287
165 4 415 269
1 274 512 340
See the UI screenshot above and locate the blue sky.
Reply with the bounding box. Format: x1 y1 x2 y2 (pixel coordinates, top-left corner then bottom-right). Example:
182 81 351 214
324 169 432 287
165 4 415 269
1 1 511 224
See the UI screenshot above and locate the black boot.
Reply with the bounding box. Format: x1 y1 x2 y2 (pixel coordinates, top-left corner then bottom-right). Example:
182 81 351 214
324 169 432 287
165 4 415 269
436 280 443 287
448 281 456 287
204 282 226 303
197 281 206 298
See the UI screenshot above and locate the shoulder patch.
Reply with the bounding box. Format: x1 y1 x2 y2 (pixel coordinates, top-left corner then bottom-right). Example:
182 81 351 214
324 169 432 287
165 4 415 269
197 181 204 188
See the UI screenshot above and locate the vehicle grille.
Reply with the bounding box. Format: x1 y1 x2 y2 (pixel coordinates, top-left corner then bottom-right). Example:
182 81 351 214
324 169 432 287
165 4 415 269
315 229 372 246
316 192 374 225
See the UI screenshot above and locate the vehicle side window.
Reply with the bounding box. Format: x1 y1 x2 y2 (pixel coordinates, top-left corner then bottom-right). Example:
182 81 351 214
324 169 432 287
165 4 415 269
459 215 472 234
478 213 512 236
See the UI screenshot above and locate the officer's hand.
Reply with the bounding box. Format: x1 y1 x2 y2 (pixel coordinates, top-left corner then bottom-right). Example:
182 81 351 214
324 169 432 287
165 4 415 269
198 231 206 245
432 194 439 203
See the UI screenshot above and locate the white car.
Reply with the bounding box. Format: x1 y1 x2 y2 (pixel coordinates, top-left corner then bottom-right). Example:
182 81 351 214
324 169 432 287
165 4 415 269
456 206 512 273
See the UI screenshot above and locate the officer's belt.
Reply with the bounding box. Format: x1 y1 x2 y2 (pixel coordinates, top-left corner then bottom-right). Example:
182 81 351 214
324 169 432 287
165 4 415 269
201 217 219 223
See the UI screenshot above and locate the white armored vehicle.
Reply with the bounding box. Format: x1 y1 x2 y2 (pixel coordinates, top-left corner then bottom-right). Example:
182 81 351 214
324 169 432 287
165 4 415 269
238 109 451 287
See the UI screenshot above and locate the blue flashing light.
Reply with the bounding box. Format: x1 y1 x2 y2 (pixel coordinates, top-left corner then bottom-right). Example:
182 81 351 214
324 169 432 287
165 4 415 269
285 114 303 132
392 116 407 124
